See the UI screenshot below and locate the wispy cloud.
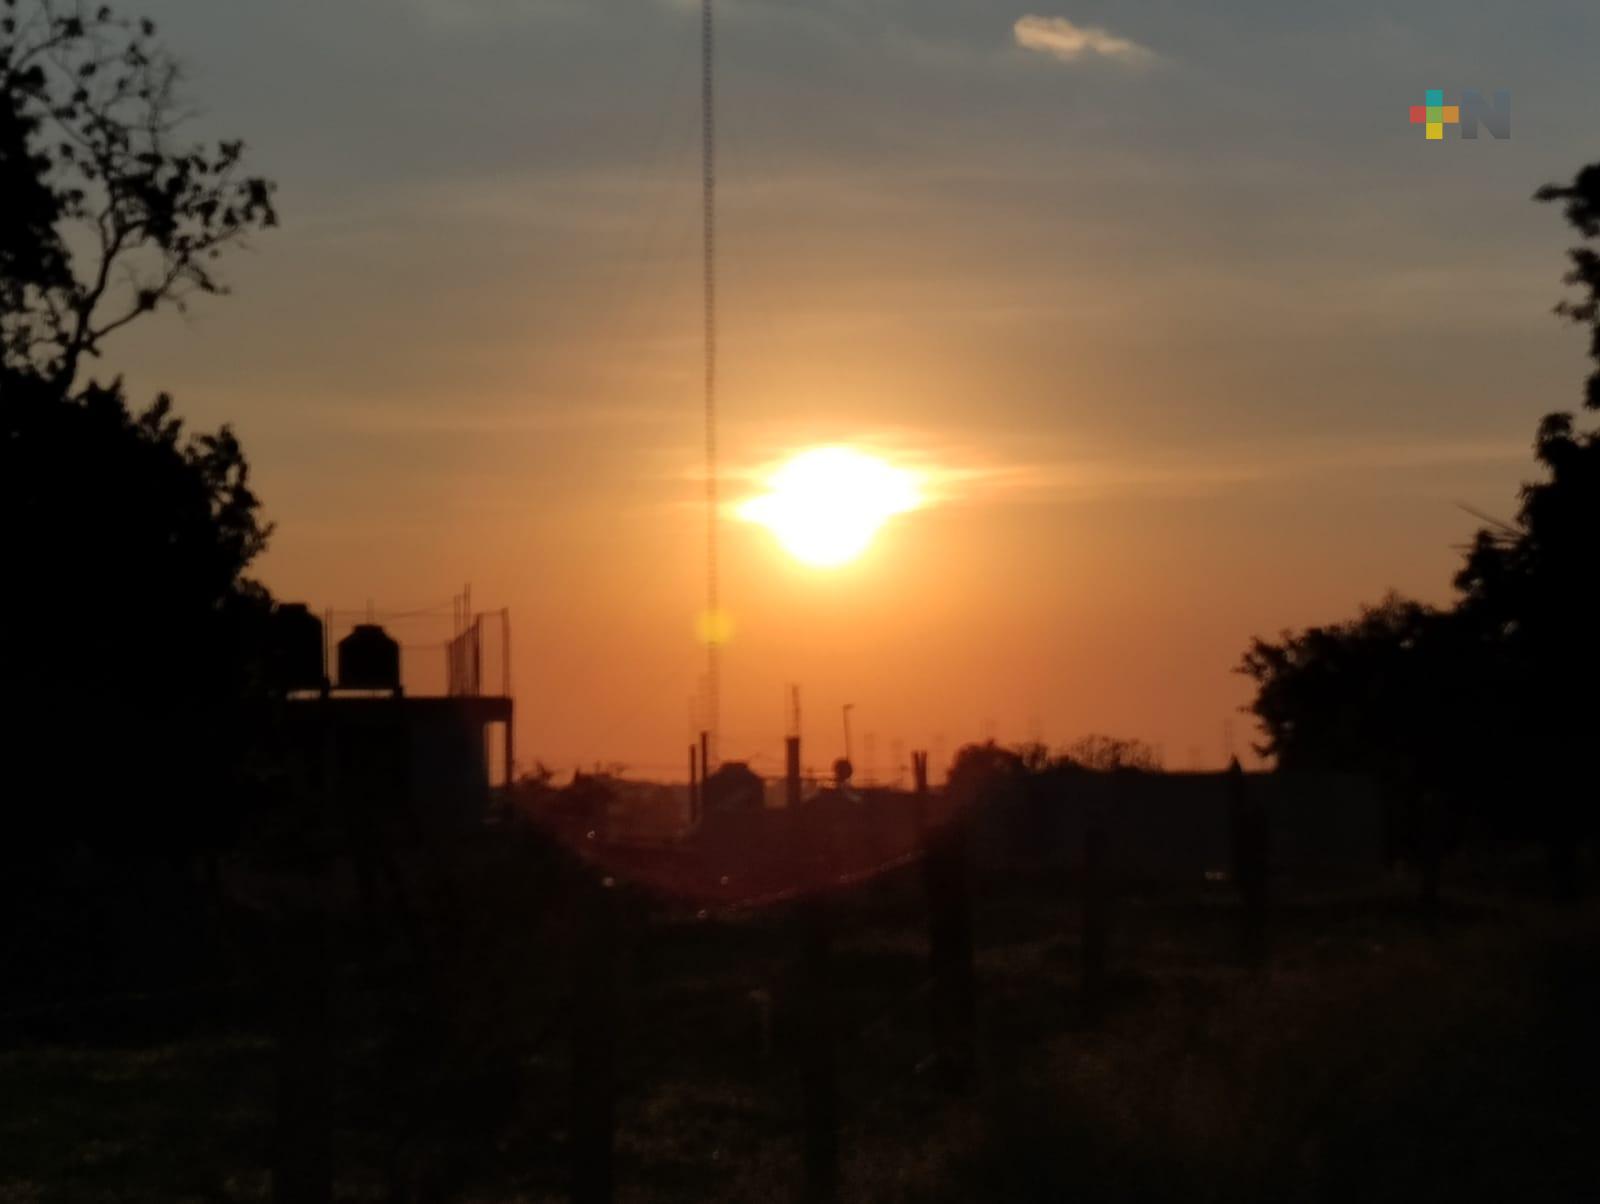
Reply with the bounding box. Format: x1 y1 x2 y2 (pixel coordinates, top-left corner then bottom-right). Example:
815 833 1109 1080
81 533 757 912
988 439 1528 504
1013 14 1155 66
731 432 1528 510
312 399 681 436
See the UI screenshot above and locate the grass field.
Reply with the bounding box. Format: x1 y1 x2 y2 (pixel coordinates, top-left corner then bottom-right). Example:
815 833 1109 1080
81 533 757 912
2 837 1596 1203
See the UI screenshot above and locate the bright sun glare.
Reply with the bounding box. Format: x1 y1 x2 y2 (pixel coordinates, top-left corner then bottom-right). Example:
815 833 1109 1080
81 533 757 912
738 446 922 568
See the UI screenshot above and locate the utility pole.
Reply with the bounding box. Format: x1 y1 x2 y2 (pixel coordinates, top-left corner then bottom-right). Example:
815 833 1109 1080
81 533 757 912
786 686 803 807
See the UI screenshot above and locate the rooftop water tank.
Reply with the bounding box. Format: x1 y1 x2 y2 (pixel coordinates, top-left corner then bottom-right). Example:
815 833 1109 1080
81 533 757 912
271 603 326 692
338 624 401 692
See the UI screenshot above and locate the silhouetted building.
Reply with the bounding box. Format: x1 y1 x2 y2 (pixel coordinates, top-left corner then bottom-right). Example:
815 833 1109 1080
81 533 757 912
703 761 765 816
279 606 513 835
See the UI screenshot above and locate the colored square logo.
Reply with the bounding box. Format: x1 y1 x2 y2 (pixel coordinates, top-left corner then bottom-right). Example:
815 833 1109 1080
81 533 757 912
1411 91 1460 140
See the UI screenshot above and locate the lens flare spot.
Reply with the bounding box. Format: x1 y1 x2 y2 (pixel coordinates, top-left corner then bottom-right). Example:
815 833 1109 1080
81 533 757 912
697 608 734 646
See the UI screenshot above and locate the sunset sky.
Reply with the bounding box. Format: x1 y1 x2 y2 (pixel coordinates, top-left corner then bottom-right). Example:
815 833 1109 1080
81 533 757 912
107 0 1598 778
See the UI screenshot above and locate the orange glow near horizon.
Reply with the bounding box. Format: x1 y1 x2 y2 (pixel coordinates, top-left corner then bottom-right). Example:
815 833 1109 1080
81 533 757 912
737 446 923 568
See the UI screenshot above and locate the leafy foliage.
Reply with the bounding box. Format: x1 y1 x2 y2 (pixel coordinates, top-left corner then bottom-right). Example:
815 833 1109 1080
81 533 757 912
1240 595 1445 775
1 372 274 855
1061 733 1163 773
1239 162 1600 850
0 2 277 861
0 0 276 390
1535 162 1600 411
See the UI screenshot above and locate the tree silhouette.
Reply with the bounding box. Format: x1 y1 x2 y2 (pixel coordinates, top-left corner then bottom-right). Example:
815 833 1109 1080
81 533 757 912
1239 160 1600 886
2 373 273 858
0 2 276 874
1 0 276 392
1061 733 1162 773
1535 162 1600 412
1240 594 1449 779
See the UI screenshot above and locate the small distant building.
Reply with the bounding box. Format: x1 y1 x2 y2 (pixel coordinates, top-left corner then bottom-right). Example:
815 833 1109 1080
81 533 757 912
703 761 765 816
275 604 513 836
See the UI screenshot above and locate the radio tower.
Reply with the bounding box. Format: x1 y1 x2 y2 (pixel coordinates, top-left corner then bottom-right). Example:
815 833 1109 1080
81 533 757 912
701 0 720 766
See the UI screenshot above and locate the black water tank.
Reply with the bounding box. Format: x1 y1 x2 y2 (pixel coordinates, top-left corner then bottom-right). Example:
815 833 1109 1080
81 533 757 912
272 603 325 692
338 624 401 692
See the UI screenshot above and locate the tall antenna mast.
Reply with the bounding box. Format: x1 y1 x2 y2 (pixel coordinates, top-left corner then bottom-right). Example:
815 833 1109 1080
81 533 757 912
701 0 720 766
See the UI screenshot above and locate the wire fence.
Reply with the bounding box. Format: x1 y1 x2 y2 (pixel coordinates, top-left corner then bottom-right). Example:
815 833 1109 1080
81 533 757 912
318 606 511 698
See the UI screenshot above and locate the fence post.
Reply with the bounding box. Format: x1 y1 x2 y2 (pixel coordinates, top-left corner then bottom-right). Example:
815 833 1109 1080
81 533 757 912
1549 798 1581 904
911 751 929 838
689 743 700 827
572 874 617 1204
1227 758 1270 965
1081 807 1108 1024
787 736 803 810
1418 788 1442 933
925 808 975 1092
797 893 838 1203
272 904 333 1204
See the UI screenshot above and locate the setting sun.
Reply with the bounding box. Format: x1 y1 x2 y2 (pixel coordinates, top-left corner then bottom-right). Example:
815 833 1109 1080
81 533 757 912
737 446 922 568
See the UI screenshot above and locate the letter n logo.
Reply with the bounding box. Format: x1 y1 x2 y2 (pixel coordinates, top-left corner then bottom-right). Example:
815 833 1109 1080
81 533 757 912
1459 90 1511 139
